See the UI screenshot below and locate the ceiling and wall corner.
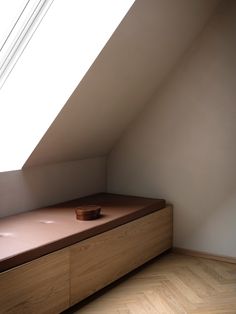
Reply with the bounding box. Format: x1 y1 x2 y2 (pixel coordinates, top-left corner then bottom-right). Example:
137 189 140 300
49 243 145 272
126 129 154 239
24 0 220 167
0 0 133 216
107 0 236 257
0 0 222 221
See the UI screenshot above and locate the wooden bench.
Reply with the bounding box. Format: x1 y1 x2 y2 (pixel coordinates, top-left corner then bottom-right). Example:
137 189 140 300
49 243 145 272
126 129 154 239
0 193 172 313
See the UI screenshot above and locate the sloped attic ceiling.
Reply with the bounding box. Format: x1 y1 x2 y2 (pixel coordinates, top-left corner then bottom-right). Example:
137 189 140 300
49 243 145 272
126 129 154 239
24 0 220 167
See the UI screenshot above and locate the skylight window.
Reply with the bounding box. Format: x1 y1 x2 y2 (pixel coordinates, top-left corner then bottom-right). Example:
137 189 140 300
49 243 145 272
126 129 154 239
0 0 135 172
0 0 54 88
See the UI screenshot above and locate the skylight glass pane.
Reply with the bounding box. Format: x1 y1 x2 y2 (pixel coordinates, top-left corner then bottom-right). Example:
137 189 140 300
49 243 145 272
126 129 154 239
0 0 54 88
0 0 135 172
0 0 28 48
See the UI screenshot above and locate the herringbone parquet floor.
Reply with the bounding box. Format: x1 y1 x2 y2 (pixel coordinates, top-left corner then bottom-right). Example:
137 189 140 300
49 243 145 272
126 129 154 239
68 253 236 314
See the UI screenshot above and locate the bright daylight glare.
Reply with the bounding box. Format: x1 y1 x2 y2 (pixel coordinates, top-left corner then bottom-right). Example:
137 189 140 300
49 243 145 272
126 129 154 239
0 0 134 172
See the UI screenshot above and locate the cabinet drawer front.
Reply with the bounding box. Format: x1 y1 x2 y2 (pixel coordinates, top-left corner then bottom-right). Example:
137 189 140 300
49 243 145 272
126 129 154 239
0 249 70 314
70 207 172 305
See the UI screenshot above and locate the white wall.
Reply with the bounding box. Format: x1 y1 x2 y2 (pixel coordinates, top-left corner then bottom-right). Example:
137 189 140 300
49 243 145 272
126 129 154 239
0 157 106 218
24 0 219 167
108 1 236 257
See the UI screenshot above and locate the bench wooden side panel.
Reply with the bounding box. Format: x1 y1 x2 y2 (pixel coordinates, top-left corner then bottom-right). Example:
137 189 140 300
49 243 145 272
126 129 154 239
70 206 172 305
0 206 172 313
0 249 70 314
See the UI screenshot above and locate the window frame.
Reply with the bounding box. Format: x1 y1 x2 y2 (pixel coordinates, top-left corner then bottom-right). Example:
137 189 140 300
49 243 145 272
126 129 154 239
0 0 54 89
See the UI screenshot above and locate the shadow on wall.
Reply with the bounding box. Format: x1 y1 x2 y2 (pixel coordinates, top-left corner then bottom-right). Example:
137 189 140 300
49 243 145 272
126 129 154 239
107 0 236 257
23 0 220 168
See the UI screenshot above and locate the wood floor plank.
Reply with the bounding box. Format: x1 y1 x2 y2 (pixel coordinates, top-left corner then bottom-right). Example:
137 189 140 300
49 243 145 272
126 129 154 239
68 253 236 314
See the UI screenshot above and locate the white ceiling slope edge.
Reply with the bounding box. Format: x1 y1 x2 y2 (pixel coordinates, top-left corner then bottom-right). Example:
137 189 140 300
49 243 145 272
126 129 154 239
24 0 220 167
0 0 135 172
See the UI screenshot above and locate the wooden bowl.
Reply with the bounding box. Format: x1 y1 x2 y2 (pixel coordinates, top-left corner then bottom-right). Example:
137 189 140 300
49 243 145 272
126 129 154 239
75 205 101 221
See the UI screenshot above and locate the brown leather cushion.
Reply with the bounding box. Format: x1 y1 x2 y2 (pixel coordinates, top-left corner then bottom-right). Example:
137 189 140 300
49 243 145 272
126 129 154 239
0 193 166 272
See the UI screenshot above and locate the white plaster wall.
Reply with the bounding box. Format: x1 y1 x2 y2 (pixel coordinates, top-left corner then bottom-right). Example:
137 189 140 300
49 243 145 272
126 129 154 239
108 1 236 257
25 0 219 167
0 157 106 218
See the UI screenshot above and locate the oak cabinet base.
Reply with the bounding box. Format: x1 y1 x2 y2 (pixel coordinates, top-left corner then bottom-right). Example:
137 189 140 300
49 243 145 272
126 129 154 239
70 207 172 305
0 207 172 313
0 249 70 314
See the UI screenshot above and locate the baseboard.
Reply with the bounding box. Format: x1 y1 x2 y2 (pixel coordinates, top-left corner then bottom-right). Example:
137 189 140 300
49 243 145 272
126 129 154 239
173 247 236 264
